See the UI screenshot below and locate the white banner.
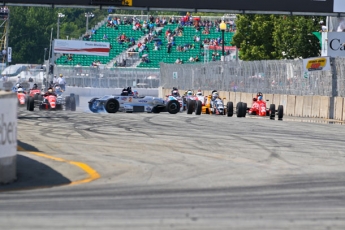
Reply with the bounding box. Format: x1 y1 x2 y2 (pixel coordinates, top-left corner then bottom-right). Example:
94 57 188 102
321 32 345 57
0 93 17 158
333 0 345 13
7 47 11 63
53 39 110 56
302 56 331 72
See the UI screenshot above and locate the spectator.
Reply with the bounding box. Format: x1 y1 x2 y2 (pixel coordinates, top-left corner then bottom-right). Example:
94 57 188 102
57 74 66 91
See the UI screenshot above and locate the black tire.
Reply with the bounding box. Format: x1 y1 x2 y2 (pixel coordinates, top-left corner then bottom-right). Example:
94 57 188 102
195 100 202 115
277 105 284 120
28 96 34 111
166 100 180 114
26 97 30 110
105 98 119 113
236 102 243 117
187 100 195 114
270 104 276 120
70 96 76 111
34 93 39 100
65 96 70 110
227 101 233 117
242 103 247 117
152 106 160 113
88 97 99 113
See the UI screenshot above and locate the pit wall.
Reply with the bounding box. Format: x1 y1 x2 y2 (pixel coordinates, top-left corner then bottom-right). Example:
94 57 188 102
161 88 343 120
0 91 17 184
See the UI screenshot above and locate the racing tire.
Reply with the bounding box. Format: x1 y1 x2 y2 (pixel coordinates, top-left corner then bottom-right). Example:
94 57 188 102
65 96 71 110
227 101 233 117
88 97 99 113
195 100 202 115
34 93 39 101
242 103 247 118
187 100 195 114
26 97 30 110
167 100 180 114
70 96 76 111
152 107 160 113
270 104 276 120
277 105 284 120
236 102 243 117
105 98 119 113
28 96 34 111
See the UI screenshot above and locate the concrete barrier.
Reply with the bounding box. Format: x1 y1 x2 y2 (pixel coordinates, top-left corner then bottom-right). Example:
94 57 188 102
302 96 313 117
335 97 344 120
279 95 288 115
265 94 274 105
0 91 17 184
320 96 330 118
229 91 236 102
219 91 230 104
311 96 321 118
295 96 304 117
66 87 159 97
286 95 296 116
272 94 281 107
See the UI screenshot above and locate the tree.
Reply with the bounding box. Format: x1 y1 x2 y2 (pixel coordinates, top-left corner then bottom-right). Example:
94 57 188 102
232 14 324 61
232 14 279 61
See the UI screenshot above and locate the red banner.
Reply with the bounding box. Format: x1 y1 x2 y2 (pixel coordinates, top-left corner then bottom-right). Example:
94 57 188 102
208 45 237 51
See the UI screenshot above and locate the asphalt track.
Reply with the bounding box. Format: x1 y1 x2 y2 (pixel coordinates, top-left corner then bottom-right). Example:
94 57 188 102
1 96 345 230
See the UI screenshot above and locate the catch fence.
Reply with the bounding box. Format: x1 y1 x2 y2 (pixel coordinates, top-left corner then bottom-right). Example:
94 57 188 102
160 58 345 97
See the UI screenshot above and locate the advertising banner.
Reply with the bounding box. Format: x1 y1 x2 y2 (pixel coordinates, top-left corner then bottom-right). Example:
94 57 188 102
302 56 331 72
0 93 17 158
53 39 110 56
7 47 11 63
321 32 345 57
333 0 345 13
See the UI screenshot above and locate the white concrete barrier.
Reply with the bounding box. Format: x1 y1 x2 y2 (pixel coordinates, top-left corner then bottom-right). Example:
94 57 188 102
302 96 313 117
319 96 330 118
335 97 343 120
279 95 288 115
65 87 159 97
286 95 296 116
311 96 321 118
0 91 17 184
295 96 304 117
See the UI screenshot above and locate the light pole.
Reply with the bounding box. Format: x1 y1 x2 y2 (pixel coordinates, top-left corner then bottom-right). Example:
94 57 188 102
43 48 47 62
85 12 94 33
57 13 65 39
220 20 226 61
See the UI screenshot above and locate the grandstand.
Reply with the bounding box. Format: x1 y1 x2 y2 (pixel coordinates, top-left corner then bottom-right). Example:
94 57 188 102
55 14 236 69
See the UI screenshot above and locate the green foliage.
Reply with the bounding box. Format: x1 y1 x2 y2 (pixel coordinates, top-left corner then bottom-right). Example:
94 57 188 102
232 14 324 61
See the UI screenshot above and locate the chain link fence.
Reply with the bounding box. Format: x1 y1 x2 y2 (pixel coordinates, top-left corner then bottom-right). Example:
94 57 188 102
159 58 345 97
55 66 160 89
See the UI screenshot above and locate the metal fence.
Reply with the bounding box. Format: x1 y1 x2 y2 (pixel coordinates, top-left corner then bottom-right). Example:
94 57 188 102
55 66 160 89
159 58 345 97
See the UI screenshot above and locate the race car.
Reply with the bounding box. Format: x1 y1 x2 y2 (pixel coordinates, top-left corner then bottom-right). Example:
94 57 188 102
27 89 77 111
187 90 233 116
88 94 180 114
236 92 284 120
16 88 26 106
165 88 185 112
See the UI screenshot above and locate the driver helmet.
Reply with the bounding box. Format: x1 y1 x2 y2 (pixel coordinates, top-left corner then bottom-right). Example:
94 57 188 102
257 92 263 100
212 92 219 98
55 85 61 90
33 83 38 89
196 91 202 96
48 88 53 93
133 90 139 97
17 88 24 93
172 90 179 97
16 83 21 88
187 90 193 96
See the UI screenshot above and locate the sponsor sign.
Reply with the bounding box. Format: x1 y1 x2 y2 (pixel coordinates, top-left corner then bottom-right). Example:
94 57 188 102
0 94 17 158
321 32 345 57
173 72 178 79
302 56 331 72
333 0 345 12
7 47 11 63
208 46 237 51
53 39 110 56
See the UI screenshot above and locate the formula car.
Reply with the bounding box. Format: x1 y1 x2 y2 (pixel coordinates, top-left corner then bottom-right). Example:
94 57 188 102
27 91 76 111
166 88 185 112
16 88 26 106
88 94 180 114
236 92 283 120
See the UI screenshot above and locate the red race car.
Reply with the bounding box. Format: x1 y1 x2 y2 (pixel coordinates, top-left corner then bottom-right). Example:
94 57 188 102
16 88 26 106
236 92 284 120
